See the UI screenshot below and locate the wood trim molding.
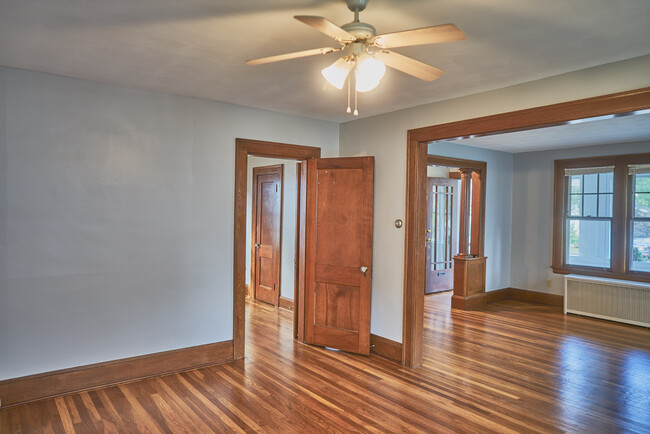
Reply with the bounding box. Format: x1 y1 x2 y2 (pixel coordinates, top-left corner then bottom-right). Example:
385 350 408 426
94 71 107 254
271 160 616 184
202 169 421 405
403 87 650 369
409 87 650 143
297 160 308 342
234 138 321 360
508 288 564 307
0 340 233 409
370 334 403 364
486 288 563 307
402 132 427 368
279 296 295 312
486 288 510 303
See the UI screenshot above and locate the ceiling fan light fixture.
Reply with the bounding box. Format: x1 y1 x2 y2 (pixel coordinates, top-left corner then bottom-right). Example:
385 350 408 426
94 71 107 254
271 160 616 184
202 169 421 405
354 55 385 92
247 0 465 115
321 57 351 89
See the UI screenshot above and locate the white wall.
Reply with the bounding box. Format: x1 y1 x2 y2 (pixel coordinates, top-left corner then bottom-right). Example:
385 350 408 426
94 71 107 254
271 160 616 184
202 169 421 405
246 157 298 300
510 139 650 295
338 54 650 343
0 66 338 380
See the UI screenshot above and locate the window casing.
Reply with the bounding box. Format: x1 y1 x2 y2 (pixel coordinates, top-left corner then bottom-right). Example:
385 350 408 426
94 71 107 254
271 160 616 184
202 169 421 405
552 153 650 283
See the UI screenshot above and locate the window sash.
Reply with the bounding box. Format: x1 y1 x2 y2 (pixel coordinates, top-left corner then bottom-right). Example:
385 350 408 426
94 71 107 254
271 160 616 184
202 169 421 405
565 217 612 269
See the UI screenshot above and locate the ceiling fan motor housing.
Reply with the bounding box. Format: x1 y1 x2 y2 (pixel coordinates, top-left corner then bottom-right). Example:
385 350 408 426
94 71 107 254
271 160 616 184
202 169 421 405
341 21 377 40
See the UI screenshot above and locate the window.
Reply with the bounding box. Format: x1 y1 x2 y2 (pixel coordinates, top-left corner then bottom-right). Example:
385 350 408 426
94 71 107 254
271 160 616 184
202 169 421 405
553 153 650 282
630 165 650 272
565 167 614 268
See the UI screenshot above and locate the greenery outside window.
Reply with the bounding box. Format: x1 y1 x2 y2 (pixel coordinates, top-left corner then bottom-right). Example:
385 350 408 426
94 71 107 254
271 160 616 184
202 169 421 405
553 153 650 283
630 164 650 272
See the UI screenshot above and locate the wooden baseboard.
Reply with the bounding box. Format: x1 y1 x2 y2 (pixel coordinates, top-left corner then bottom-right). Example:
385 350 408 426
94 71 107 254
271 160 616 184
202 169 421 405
279 296 295 311
508 288 564 307
485 288 563 307
486 288 510 303
0 340 233 408
451 293 487 310
370 334 403 364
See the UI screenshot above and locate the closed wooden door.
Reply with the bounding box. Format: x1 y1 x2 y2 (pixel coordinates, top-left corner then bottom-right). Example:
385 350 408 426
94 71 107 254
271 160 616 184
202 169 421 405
426 177 457 294
304 157 374 355
252 165 283 306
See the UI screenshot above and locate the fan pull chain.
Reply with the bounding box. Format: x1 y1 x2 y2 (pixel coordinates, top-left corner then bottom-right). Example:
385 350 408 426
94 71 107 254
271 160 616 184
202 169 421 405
346 77 351 113
354 87 358 116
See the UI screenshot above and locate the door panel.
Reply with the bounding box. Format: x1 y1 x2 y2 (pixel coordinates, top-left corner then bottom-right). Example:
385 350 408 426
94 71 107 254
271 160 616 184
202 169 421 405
426 177 457 294
314 283 360 331
252 166 282 306
305 157 374 355
314 168 363 266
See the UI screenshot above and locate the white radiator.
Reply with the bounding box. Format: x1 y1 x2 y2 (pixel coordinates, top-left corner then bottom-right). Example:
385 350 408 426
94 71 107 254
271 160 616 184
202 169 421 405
564 274 650 327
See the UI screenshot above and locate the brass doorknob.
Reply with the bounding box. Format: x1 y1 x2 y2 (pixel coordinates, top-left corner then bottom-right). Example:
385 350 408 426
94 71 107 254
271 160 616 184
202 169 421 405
425 237 432 243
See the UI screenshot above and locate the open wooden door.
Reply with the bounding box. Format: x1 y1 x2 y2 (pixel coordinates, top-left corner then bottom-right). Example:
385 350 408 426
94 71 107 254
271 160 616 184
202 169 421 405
304 157 374 355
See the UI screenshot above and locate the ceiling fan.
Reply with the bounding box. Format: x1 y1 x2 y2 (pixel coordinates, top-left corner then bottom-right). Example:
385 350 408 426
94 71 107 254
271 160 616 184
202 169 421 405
246 0 466 115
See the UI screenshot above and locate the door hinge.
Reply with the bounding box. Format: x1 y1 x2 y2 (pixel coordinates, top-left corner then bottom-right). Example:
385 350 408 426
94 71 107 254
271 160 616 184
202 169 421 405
276 185 278 192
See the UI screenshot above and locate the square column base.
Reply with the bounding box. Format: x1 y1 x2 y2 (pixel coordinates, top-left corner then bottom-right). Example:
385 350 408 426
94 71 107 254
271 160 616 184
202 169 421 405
452 255 487 310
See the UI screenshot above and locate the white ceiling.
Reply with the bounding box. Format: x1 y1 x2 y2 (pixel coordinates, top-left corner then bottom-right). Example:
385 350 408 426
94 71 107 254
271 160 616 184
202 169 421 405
0 0 649 123
446 112 650 153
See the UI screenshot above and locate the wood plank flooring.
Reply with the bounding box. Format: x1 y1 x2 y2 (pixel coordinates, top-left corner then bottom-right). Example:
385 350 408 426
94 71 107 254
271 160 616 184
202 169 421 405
2 292 649 433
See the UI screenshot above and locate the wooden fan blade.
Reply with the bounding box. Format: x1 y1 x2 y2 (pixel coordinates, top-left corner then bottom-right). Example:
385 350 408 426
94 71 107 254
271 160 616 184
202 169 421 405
374 51 444 81
373 24 465 48
246 47 338 65
294 16 355 42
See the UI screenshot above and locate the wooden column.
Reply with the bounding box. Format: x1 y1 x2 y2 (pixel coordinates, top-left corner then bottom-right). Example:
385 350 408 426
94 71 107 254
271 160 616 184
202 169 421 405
457 168 473 256
452 168 487 310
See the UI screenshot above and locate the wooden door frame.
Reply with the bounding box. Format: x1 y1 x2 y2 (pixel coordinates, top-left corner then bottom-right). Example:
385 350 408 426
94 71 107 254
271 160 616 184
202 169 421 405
234 138 321 360
250 164 284 306
403 87 650 368
428 156 487 258
293 162 302 339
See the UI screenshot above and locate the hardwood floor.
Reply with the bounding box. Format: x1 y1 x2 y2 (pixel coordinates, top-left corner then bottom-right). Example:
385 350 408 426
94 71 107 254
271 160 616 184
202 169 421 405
2 293 649 433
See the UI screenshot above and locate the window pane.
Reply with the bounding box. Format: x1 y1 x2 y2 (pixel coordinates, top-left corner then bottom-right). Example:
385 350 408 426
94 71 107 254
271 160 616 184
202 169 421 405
569 195 582 216
584 173 598 193
631 221 650 272
566 219 611 268
570 175 582 193
598 193 613 218
635 193 650 218
583 194 597 217
599 172 614 193
635 173 650 193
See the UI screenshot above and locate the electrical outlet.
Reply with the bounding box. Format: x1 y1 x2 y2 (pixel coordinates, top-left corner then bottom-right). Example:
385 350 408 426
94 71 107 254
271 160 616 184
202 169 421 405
546 279 552 287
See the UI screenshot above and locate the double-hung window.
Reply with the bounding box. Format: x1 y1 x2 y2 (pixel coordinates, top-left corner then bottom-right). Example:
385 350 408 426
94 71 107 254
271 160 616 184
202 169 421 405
553 153 650 282
564 167 614 268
